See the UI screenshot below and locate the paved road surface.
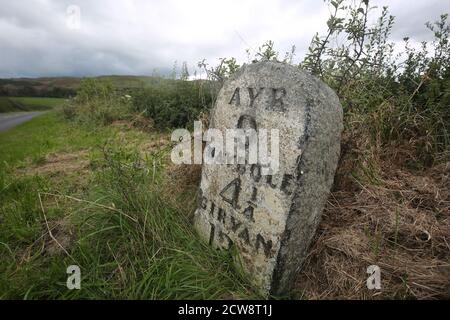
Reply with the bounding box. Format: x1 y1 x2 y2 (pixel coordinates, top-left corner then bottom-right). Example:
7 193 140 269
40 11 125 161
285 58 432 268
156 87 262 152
0 112 46 132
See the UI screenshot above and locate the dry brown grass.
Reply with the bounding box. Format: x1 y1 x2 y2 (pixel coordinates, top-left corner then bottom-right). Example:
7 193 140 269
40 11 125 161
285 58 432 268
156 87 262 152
295 145 450 299
41 215 76 257
164 163 202 218
111 113 155 132
18 150 90 177
166 126 450 299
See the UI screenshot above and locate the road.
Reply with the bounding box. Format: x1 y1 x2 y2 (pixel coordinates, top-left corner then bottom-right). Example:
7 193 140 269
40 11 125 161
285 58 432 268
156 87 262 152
0 112 46 132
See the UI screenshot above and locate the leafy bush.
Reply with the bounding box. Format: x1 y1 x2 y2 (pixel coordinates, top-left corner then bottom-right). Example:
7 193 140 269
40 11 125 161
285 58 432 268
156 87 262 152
204 1 449 168
300 1 449 166
63 78 132 126
65 77 213 130
131 79 213 129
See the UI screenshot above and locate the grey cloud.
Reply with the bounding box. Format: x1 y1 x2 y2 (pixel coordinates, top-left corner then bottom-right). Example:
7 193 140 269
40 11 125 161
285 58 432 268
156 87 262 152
0 0 448 78
379 0 450 41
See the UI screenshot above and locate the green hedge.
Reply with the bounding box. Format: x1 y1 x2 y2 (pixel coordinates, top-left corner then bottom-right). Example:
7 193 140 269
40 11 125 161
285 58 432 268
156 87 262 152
131 80 213 129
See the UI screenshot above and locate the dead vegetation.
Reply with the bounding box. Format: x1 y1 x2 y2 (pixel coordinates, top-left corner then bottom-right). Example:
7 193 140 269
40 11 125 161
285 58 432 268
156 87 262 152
295 143 450 299
41 214 75 257
111 112 155 132
17 150 90 177
165 127 450 300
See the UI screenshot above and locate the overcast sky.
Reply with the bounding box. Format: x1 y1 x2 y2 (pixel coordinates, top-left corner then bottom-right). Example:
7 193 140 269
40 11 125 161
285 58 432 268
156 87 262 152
0 0 448 78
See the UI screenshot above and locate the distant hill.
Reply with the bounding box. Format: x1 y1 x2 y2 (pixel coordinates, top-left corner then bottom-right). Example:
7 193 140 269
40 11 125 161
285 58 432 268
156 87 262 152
0 75 167 98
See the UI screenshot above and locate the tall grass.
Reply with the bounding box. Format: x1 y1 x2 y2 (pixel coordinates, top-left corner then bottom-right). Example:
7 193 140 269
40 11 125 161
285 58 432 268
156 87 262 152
0 116 256 298
58 146 255 299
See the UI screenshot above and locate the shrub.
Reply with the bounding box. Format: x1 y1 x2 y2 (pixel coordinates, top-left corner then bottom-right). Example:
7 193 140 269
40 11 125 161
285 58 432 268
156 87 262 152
203 1 449 168
132 79 213 129
300 2 449 166
63 78 133 126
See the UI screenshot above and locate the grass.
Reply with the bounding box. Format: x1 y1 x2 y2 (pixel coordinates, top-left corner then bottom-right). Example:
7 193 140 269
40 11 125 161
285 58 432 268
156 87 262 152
0 97 17 112
294 135 450 299
0 97 65 113
10 97 66 109
1 106 448 300
0 110 257 299
0 112 110 165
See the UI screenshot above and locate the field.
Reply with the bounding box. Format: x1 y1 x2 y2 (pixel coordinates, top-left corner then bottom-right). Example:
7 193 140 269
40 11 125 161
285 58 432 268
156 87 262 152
0 97 16 112
10 97 66 109
0 97 65 113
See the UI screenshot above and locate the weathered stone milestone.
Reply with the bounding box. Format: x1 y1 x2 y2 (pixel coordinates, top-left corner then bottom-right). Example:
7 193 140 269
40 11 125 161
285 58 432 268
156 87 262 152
193 61 343 295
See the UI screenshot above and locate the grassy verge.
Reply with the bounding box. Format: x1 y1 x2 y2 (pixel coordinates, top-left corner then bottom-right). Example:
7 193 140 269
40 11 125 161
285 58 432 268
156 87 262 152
0 112 106 165
0 111 256 299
